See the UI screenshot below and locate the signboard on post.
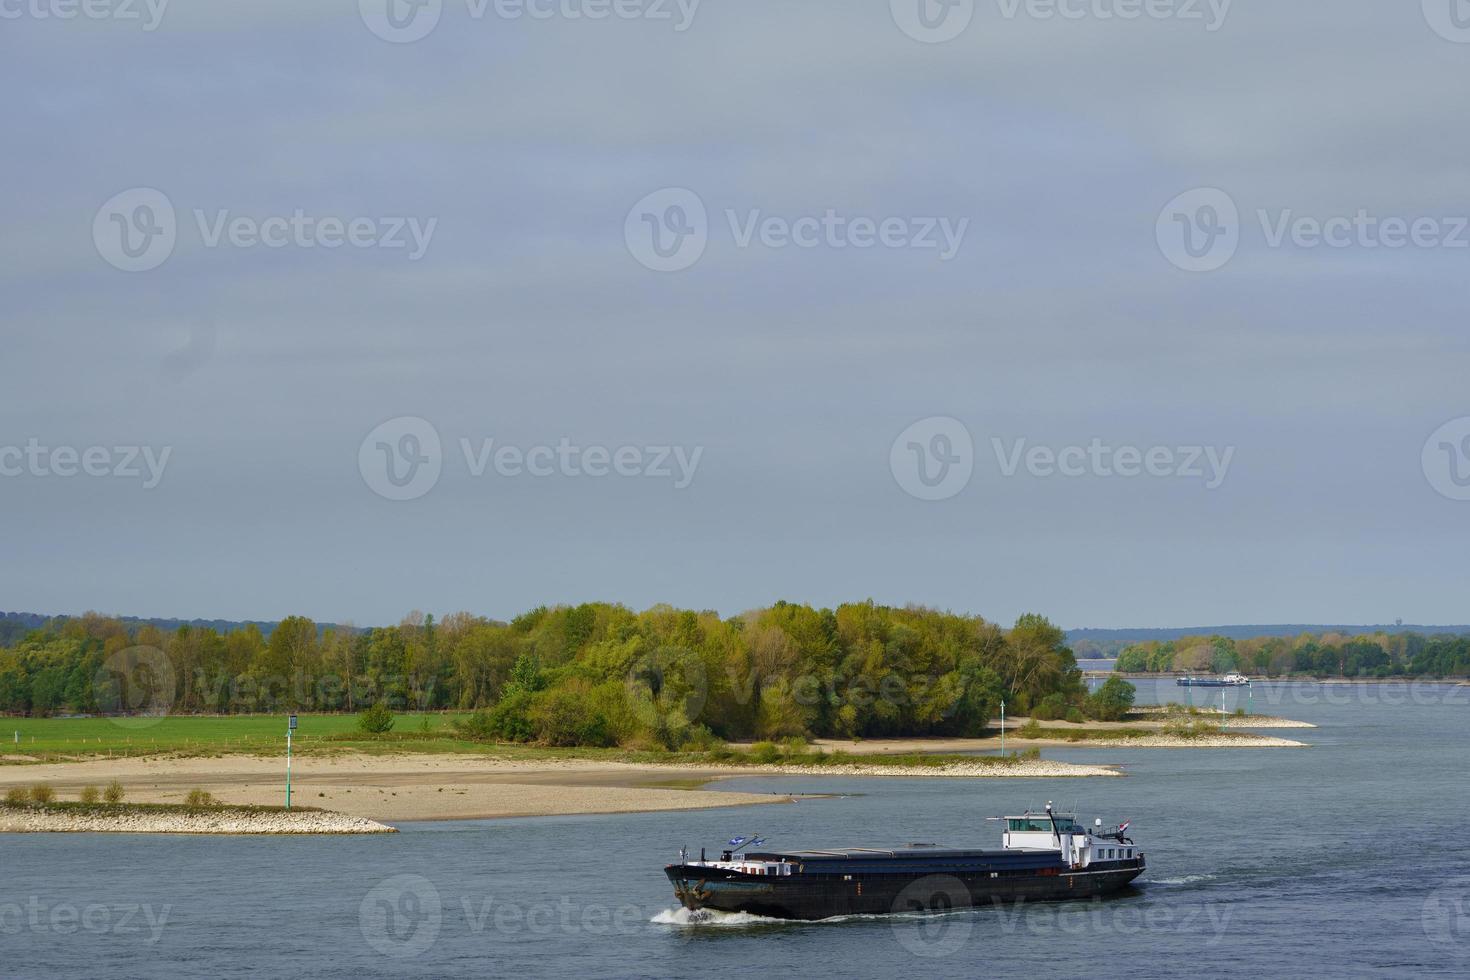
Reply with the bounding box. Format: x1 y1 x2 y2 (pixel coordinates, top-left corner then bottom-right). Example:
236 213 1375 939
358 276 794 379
285 715 297 809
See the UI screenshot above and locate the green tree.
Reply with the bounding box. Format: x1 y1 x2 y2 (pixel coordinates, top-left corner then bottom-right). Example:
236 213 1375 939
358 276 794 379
357 701 395 734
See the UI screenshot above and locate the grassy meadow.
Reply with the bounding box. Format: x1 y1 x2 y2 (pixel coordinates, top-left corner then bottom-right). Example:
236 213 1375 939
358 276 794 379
1 713 485 761
0 713 1051 771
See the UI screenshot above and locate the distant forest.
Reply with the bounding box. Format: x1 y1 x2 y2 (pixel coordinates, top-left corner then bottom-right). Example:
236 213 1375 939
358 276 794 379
1114 632 1470 678
1068 624 1470 658
0 603 1137 748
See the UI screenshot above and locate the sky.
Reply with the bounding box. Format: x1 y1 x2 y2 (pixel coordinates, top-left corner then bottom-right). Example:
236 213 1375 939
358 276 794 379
3 0 1469 629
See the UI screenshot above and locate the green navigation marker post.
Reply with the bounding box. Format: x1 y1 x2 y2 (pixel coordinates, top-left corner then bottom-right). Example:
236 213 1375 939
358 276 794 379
286 714 298 808
999 699 1005 757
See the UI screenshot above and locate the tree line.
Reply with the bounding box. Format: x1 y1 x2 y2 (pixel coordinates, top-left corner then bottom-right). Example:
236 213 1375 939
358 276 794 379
1114 631 1470 678
0 603 1132 748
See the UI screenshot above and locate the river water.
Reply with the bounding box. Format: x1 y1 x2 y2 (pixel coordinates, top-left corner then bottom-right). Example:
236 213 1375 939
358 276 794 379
5 682 1468 978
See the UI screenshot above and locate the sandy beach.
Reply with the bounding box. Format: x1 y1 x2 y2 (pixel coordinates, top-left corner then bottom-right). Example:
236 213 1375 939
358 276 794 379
0 805 395 835
0 752 1120 823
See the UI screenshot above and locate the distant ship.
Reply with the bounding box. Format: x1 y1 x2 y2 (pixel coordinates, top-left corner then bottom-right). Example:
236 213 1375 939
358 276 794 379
664 803 1144 921
1176 673 1251 687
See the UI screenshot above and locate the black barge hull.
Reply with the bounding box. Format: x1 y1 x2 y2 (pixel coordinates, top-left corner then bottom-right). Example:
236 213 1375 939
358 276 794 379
666 859 1145 921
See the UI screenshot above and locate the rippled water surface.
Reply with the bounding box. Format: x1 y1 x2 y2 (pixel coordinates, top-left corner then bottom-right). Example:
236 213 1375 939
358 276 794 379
6 682 1469 978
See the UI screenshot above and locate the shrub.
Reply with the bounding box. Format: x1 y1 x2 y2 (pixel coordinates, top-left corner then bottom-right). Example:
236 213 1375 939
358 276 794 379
1064 707 1087 724
530 683 617 748
79 786 101 804
184 789 216 807
457 689 536 743
1162 719 1222 740
679 725 721 752
103 780 125 803
1084 676 1137 722
749 741 781 764
357 701 396 734
4 786 27 804
1030 694 1067 721
780 735 810 756
29 784 56 804
1017 719 1043 739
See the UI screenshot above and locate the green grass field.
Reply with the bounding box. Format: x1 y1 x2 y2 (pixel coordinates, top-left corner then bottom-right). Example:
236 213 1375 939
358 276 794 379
0 714 1040 769
1 713 486 760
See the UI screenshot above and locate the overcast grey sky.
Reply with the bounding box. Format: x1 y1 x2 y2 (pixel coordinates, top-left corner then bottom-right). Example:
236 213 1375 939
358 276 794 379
3 1 1468 628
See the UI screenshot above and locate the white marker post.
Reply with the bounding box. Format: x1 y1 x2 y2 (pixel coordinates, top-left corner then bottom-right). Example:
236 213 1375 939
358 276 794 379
286 714 298 808
999 699 1005 757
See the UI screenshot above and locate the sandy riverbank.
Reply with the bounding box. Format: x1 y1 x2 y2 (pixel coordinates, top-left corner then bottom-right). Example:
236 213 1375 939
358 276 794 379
0 805 394 834
809 726 1309 753
0 753 1117 823
1128 707 1317 729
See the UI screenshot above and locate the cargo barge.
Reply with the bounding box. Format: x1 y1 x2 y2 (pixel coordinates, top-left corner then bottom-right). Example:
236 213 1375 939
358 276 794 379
665 803 1143 921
